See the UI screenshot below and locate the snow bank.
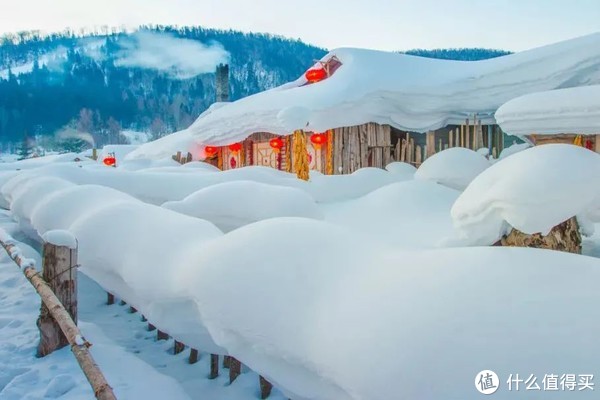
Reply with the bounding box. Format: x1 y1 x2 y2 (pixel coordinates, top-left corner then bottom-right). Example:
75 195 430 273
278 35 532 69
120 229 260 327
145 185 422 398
452 144 600 244
323 180 461 248
163 181 324 232
306 168 412 202
384 161 417 176
498 141 532 160
129 33 600 159
496 85 600 136
185 217 600 400
415 148 490 190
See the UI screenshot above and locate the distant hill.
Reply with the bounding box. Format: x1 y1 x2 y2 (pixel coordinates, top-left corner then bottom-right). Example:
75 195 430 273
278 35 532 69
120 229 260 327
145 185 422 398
403 48 512 61
0 26 510 151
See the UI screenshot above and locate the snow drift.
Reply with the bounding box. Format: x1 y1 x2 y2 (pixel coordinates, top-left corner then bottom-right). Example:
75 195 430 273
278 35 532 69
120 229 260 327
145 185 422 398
163 181 324 232
452 144 600 245
414 148 490 190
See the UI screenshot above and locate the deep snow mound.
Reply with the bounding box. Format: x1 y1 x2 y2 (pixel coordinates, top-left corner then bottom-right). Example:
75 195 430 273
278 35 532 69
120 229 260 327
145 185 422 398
415 147 490 190
163 180 324 232
452 144 600 245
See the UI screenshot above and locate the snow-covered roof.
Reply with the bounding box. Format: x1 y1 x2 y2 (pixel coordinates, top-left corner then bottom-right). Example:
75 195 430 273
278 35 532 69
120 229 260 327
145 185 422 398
495 85 600 136
129 32 600 160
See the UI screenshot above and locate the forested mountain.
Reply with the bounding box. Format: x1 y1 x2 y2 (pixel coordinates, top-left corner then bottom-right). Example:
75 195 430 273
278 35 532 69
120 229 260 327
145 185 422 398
403 48 511 60
0 26 511 152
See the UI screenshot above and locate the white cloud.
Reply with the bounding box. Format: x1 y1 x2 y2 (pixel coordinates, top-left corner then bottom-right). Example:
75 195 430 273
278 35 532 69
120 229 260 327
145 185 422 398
113 31 230 79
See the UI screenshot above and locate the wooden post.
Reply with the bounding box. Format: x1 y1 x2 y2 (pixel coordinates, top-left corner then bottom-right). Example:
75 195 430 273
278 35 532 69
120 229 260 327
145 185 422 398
148 323 156 331
92 148 97 160
106 293 114 305
229 357 242 384
128 306 137 313
465 118 470 150
223 355 231 368
157 330 169 341
174 341 185 355
189 348 199 364
176 151 182 163
260 376 273 399
209 354 219 379
0 232 116 400
186 152 193 163
37 241 78 357
119 299 126 306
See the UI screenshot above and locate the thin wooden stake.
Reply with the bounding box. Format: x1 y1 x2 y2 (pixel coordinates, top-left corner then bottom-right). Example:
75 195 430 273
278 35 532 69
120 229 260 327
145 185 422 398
189 349 199 364
106 292 114 305
157 330 169 341
229 357 242 384
209 354 219 379
260 376 273 399
223 355 231 369
173 341 185 355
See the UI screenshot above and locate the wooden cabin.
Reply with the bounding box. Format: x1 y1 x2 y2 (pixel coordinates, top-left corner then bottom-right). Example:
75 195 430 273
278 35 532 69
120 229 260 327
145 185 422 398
194 116 505 175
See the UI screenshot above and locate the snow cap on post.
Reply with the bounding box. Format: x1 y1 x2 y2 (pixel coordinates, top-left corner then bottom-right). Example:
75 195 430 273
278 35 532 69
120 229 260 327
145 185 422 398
42 230 78 249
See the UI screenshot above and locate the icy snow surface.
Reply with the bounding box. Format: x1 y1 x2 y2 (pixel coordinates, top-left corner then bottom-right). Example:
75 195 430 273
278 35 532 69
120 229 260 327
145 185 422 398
496 85 600 136
128 33 600 159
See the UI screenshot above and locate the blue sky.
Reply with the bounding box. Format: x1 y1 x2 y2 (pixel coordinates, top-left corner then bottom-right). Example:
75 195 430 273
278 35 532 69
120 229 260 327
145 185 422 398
2 0 599 51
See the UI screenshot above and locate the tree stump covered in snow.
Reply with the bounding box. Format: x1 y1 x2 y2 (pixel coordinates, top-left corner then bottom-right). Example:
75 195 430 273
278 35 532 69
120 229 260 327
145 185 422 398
499 217 581 254
37 240 78 357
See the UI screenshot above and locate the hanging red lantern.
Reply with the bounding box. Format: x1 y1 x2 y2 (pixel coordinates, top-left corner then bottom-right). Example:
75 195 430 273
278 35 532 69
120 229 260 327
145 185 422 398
269 137 284 153
103 155 116 167
204 146 219 157
310 133 327 150
585 139 594 150
305 67 327 83
228 143 242 154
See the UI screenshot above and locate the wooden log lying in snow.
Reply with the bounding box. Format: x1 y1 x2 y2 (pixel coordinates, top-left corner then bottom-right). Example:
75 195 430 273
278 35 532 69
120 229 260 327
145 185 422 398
0 232 116 400
499 217 582 254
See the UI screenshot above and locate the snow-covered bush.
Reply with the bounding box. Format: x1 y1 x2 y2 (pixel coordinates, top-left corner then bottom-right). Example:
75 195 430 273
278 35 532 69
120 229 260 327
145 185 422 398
415 148 489 190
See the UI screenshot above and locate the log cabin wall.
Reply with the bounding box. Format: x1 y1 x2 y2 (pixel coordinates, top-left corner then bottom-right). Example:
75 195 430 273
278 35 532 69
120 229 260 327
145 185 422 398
332 123 392 174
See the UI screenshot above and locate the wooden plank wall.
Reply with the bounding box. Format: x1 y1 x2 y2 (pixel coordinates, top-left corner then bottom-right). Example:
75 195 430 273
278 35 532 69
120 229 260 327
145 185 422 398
332 123 391 174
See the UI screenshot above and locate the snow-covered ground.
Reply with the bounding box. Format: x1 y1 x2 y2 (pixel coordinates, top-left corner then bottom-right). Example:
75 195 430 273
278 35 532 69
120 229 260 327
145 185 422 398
1 143 600 399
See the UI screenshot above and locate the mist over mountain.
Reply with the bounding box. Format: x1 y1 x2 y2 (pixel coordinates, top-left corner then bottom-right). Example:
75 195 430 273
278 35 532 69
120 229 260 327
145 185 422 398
0 26 510 151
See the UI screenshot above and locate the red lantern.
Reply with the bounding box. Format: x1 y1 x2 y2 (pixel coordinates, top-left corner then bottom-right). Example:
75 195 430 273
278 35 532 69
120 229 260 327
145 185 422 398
228 143 242 154
204 146 218 157
585 139 594 150
310 133 327 150
103 156 116 167
269 137 284 153
305 67 327 83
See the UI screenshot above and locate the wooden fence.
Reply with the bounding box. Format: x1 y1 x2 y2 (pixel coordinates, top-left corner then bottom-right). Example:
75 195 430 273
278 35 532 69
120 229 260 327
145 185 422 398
396 114 503 167
0 230 116 400
0 229 275 399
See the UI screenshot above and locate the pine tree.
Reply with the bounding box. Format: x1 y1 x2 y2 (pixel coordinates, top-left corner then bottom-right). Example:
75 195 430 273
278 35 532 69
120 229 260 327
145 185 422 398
17 134 34 160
